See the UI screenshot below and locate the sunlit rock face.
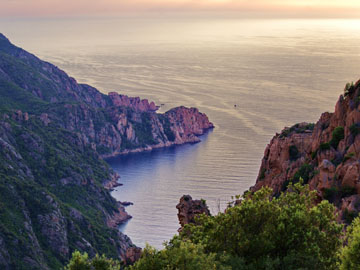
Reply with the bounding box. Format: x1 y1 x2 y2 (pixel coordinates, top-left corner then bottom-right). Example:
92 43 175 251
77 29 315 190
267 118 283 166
252 80 360 222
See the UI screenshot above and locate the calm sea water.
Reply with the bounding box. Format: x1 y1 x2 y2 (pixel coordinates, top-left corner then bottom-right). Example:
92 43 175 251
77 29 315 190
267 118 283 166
2 17 360 248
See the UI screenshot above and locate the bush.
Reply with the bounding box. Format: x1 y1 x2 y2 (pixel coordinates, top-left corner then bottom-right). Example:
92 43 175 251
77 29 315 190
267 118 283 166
65 251 121 270
350 123 360 138
330 126 344 149
129 240 227 270
323 187 338 203
344 82 355 96
289 145 299 161
180 183 342 270
341 217 360 270
319 142 331 151
292 163 314 184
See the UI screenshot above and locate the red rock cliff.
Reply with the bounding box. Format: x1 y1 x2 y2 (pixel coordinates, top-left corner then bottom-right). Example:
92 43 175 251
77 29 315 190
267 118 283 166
252 79 360 222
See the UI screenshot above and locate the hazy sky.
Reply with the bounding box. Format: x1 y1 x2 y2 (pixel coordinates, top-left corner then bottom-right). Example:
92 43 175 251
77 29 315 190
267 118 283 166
1 0 360 17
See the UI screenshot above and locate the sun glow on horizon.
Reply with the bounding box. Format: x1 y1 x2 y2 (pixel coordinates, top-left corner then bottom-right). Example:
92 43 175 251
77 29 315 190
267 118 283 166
0 0 360 17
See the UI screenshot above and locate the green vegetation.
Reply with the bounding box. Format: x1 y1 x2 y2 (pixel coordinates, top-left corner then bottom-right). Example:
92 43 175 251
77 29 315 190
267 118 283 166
323 186 357 204
280 123 315 138
319 142 331 151
340 217 360 269
129 183 342 270
330 126 345 149
158 115 176 142
343 209 359 225
65 251 121 270
129 240 224 270
350 123 360 138
293 163 314 184
259 168 266 180
65 213 360 270
288 145 299 161
133 113 157 147
0 116 125 269
344 82 355 96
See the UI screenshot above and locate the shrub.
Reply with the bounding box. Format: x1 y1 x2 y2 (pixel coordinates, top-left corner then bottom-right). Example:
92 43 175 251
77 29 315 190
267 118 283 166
319 143 331 151
129 240 226 270
259 168 266 180
323 187 338 203
344 82 355 96
341 186 357 198
330 126 344 149
343 209 359 225
180 183 342 270
289 145 299 161
292 163 314 184
350 123 360 138
340 217 360 270
65 251 121 270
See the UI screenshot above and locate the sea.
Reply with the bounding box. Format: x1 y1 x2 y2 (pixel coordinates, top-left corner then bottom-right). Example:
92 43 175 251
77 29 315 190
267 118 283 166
2 16 360 248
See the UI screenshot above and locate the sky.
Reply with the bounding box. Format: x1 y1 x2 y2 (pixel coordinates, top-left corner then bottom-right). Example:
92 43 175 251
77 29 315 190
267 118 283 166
1 0 360 18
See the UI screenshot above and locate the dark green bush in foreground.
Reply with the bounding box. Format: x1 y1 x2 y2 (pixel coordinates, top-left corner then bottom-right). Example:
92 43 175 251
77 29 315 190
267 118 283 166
129 183 343 270
340 217 360 270
67 183 360 270
65 251 121 270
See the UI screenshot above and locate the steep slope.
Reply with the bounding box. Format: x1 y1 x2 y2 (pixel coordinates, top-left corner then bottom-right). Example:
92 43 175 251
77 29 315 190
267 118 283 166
0 33 214 158
252 80 360 223
0 34 213 269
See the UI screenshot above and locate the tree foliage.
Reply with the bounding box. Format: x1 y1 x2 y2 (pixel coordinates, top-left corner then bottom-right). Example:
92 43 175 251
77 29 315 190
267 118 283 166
65 251 121 270
129 240 227 270
340 217 360 270
178 183 343 270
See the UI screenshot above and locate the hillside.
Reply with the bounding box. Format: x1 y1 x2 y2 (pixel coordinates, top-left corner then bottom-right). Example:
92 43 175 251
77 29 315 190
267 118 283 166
0 34 213 269
252 80 360 223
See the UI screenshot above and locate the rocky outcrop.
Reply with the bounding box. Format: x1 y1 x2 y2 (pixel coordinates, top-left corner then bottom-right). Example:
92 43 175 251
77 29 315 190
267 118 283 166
109 92 158 112
166 106 214 144
252 80 360 223
176 195 210 231
106 204 132 228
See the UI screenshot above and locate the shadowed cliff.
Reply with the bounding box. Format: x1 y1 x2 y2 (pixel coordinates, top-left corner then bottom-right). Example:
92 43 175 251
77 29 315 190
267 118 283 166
0 34 213 269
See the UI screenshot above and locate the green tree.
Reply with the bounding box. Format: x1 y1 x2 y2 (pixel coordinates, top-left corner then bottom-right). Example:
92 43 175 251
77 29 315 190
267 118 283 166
65 251 91 270
65 251 121 270
340 217 360 270
181 183 343 270
129 239 228 270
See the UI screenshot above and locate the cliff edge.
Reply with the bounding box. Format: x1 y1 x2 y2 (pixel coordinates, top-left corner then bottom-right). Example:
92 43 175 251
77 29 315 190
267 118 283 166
252 80 360 223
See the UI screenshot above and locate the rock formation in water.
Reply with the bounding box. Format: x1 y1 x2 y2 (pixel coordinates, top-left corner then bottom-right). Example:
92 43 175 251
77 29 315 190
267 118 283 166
0 33 213 269
176 195 210 231
252 80 360 223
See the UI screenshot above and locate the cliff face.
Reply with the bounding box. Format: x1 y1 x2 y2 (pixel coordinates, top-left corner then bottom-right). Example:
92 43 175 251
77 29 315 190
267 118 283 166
253 80 360 222
0 33 213 269
176 195 210 232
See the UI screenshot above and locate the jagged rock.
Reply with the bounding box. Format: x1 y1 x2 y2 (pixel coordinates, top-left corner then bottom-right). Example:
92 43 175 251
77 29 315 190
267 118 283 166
176 195 210 231
252 79 360 221
109 92 158 112
106 204 132 228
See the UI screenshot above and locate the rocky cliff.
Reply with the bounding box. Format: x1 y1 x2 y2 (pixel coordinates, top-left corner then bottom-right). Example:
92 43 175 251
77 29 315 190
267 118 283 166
0 33 213 269
252 80 360 223
0 33 213 159
176 195 210 232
